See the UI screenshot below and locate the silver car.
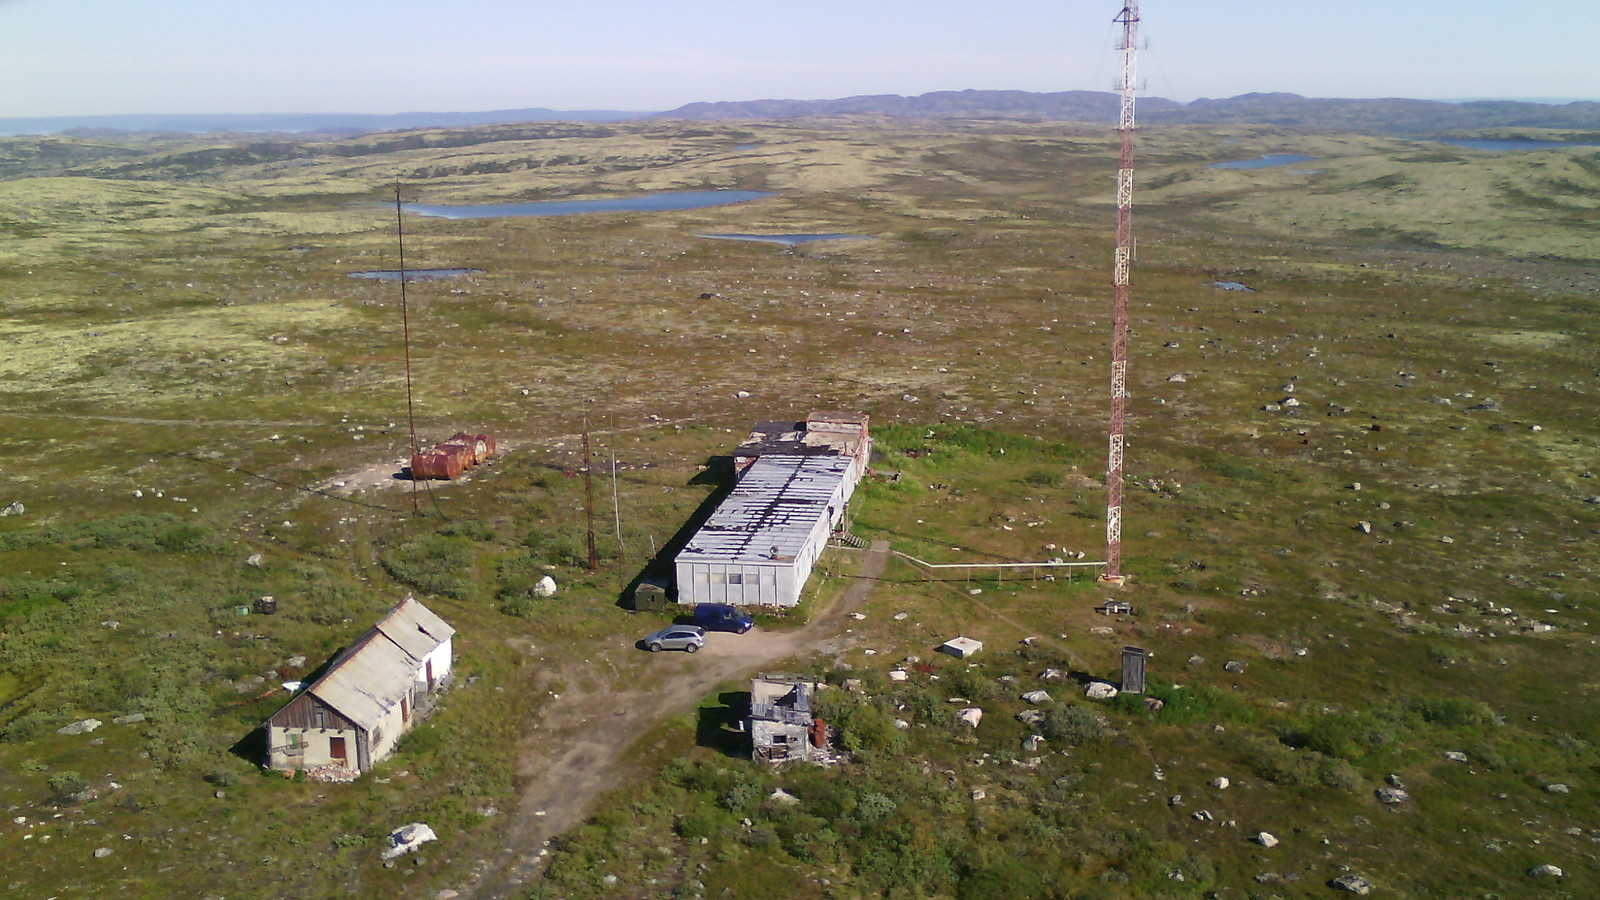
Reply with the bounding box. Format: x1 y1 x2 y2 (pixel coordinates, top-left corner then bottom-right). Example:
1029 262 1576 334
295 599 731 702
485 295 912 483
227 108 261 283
643 624 705 653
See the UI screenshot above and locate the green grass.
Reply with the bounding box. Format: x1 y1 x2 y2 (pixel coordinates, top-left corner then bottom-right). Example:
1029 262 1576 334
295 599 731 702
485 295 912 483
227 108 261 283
0 118 1595 898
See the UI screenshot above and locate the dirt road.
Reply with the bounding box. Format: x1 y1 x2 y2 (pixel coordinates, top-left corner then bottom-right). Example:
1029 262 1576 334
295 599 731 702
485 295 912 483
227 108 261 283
461 540 890 900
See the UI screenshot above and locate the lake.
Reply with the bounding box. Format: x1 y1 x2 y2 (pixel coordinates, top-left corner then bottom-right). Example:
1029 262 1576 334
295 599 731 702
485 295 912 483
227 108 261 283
347 268 484 282
404 190 774 220
1209 154 1317 170
697 233 869 247
1437 138 1600 152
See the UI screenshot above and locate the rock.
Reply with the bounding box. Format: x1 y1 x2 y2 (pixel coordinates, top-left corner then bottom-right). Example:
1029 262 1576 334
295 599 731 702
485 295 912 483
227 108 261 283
1544 783 1570 795
532 575 558 598
1143 697 1165 711
1255 832 1279 848
893 719 909 730
1443 750 1469 762
1022 734 1044 752
1040 668 1065 682
957 708 983 728
245 553 264 568
1527 864 1564 878
1385 773 1405 788
1021 690 1052 704
1168 794 1183 806
93 847 114 859
382 823 438 861
435 891 461 900
0 501 24 516
1211 776 1230 790
888 670 908 682
1356 520 1373 534
1375 787 1410 805
57 719 102 736
1330 874 1375 895
111 713 146 725
893 611 909 620
1192 809 1214 822
1015 709 1045 725
1084 682 1119 700
770 788 800 806
843 678 864 693
1188 654 1205 666
287 656 307 669
970 788 987 801
734 390 751 399
1167 373 1188 383
1223 660 1246 674
602 874 619 886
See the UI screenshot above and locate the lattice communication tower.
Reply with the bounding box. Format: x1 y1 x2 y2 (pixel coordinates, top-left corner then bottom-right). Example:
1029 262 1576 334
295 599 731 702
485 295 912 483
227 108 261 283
1102 2 1139 584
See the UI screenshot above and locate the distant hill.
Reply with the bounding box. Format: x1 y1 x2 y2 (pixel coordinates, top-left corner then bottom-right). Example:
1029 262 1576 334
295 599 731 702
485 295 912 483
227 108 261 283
654 89 1182 122
0 108 643 137
5 91 1598 138
652 89 1600 135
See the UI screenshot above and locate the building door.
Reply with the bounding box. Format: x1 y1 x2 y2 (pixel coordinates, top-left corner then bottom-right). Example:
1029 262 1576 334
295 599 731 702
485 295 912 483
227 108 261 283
426 659 435 692
330 736 347 764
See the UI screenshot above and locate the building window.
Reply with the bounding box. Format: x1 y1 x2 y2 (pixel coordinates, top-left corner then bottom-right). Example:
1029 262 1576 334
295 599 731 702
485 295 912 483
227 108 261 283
313 705 325 728
727 573 743 585
286 732 304 756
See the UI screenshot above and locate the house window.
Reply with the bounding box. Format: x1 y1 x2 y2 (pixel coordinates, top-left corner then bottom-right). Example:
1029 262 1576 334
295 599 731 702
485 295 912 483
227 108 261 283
727 573 743 585
286 732 304 756
313 705 325 728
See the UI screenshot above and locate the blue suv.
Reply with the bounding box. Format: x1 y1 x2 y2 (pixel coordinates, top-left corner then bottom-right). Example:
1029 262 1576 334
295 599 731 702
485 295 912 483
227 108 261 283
692 603 754 634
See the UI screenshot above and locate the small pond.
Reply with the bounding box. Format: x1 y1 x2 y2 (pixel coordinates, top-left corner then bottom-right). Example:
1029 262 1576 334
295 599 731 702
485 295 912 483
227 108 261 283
1437 138 1600 152
697 233 869 247
1209 154 1318 170
347 268 484 282
404 190 774 220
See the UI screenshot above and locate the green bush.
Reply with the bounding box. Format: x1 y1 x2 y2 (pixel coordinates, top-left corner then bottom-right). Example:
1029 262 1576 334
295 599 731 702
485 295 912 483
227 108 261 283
48 771 88 801
1038 705 1110 746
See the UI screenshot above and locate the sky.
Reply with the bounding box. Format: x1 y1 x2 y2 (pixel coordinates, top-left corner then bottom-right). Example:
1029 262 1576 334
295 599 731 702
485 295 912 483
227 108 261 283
1 0 1596 118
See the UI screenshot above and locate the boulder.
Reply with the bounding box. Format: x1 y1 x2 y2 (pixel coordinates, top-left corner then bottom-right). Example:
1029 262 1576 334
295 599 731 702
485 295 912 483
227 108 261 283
1223 660 1247 674
1020 690 1052 704
111 713 146 725
57 719 102 736
1330 874 1375 895
1545 783 1570 794
769 788 800 806
1375 787 1410 805
1084 682 1119 701
0 501 24 517
1040 668 1065 682
1527 864 1564 878
93 847 114 859
1022 734 1044 752
957 708 983 728
532 575 558 598
382 823 438 861
1443 750 1469 762
1255 832 1279 848
1015 709 1045 725
245 553 264 568
1211 776 1230 790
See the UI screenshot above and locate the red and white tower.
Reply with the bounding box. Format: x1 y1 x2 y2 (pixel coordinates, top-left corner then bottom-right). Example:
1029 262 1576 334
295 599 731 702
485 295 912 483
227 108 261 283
1101 1 1139 585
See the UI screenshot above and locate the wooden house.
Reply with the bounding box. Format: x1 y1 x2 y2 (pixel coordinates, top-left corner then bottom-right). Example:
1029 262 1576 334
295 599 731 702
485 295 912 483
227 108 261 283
264 596 454 774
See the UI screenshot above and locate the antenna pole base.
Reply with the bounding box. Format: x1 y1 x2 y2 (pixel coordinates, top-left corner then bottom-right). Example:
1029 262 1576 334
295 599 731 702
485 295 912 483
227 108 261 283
1097 573 1130 587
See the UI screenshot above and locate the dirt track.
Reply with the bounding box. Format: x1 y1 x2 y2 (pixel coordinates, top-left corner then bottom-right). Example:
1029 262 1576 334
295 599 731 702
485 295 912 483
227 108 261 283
462 539 890 900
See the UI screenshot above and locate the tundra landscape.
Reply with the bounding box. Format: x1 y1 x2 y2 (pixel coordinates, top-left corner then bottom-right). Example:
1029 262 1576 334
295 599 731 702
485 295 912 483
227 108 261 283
0 114 1597 899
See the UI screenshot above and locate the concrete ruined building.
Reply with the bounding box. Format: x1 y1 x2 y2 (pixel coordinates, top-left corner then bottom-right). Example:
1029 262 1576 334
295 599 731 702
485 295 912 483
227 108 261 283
264 596 455 774
750 674 830 764
675 412 870 608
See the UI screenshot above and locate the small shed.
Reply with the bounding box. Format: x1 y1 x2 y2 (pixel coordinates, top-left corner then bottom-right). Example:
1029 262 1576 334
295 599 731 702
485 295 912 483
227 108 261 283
750 674 825 764
629 579 671 612
264 596 454 775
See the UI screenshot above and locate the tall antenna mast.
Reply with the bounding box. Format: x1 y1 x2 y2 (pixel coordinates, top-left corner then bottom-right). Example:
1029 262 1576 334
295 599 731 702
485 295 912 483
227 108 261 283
1102 1 1139 585
395 180 421 517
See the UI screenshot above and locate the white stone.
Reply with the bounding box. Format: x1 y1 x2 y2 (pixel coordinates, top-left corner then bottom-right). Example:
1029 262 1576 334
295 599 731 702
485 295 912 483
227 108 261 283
382 823 438 860
1528 864 1564 878
1211 776 1230 790
1021 690 1052 704
888 670 908 682
1084 682 1119 701
769 789 800 805
1255 832 1279 848
957 707 983 728
532 575 558 598
57 719 101 736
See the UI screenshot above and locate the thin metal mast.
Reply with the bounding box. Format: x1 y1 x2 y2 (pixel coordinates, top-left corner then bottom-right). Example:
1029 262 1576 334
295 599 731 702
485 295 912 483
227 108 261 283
1102 1 1139 584
395 181 420 516
582 414 599 571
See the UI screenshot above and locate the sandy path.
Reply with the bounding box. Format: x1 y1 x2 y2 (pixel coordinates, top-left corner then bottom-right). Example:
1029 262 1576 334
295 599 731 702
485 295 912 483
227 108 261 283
462 540 890 900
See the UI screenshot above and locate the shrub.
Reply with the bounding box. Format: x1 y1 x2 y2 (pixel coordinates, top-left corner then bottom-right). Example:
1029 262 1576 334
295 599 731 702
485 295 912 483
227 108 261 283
48 771 88 801
1039 705 1110 746
1405 696 1495 728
